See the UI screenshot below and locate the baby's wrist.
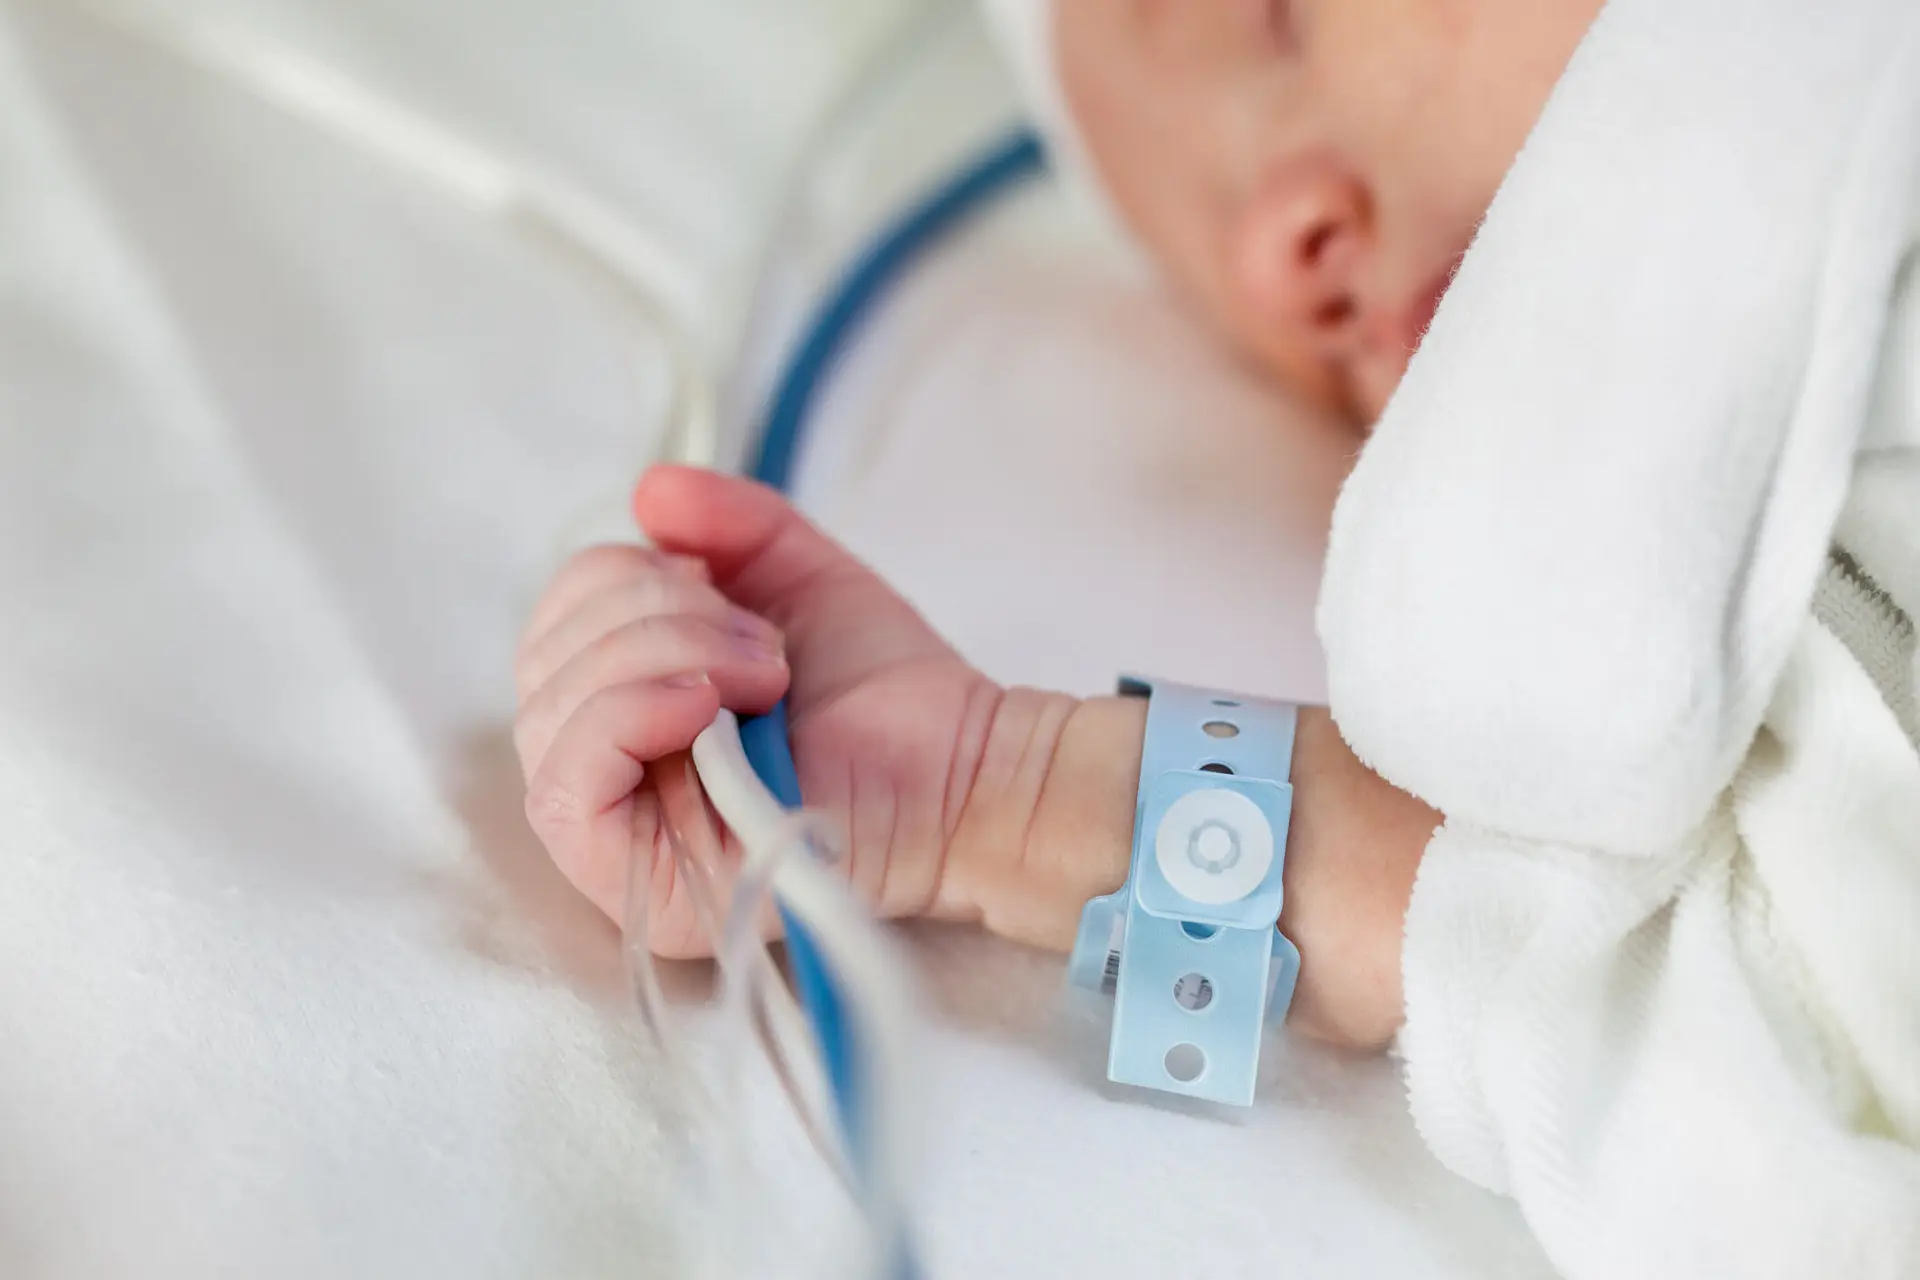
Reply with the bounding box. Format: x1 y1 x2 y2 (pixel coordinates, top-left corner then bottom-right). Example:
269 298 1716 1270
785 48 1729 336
935 690 1141 950
934 687 1433 1053
1277 708 1433 1050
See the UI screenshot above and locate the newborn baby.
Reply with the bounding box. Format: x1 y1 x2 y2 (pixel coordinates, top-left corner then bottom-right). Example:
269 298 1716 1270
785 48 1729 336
514 1 1920 1276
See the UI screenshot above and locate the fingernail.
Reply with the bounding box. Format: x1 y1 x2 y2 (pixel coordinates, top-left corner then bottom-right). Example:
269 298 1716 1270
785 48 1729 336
725 608 782 647
728 632 786 666
663 671 710 689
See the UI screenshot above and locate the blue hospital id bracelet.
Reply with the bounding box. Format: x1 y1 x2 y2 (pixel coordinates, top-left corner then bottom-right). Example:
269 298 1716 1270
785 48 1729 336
1067 677 1302 1106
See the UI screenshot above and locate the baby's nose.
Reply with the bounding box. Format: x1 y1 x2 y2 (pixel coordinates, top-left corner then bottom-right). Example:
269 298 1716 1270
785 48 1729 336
1234 160 1374 356
1276 180 1369 339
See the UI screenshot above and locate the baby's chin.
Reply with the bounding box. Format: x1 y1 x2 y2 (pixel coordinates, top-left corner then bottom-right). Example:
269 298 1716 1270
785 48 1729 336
1317 335 1426 432
1346 358 1407 431
1257 350 1398 435
1212 310 1401 433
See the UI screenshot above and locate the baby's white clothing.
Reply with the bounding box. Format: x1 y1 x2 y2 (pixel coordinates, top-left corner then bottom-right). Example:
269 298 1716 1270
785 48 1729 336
1318 0 1920 1276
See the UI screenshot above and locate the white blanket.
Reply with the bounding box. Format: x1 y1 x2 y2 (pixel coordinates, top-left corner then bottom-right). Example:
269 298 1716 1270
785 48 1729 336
0 1 1552 1276
1320 0 1920 1276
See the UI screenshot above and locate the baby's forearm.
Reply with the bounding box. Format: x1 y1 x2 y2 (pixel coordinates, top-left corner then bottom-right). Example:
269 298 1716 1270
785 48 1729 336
938 690 1437 1051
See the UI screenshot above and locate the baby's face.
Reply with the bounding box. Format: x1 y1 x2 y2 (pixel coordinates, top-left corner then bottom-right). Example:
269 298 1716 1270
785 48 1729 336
1056 0 1603 423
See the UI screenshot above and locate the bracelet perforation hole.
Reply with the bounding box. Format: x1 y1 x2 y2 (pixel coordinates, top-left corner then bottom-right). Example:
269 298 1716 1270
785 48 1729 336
1173 972 1214 1011
1164 1043 1207 1082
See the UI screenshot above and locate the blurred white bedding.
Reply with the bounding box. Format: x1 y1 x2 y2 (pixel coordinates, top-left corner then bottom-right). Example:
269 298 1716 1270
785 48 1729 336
0 1 1552 1275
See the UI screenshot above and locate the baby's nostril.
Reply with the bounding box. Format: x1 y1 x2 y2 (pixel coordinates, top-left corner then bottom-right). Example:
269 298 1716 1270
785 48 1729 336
1302 222 1337 265
1314 296 1357 328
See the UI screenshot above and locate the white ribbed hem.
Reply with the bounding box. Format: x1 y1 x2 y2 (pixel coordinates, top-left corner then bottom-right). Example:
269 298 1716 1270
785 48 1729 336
1396 821 1520 1195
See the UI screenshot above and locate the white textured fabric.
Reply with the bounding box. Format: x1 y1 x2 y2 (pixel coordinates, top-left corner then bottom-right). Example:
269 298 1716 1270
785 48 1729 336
1320 0 1920 1275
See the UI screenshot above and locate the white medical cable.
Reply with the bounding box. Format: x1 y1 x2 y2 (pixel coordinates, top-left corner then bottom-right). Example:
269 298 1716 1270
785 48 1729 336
694 713 925 1212
704 715 920 1280
56 0 720 469
656 734 853 1193
627 724 919 1277
52 0 973 475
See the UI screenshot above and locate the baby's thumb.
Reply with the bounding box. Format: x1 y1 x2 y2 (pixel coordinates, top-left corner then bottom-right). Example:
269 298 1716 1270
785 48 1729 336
632 466 950 691
632 466 847 619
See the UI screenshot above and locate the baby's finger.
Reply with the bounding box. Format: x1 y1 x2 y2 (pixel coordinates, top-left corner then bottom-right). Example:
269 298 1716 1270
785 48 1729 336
524 676 720 917
515 614 788 772
518 571 767 698
522 543 685 651
665 554 712 583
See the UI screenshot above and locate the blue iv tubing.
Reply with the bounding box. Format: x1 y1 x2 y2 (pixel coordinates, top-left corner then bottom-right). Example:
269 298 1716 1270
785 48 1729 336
733 125 1046 1275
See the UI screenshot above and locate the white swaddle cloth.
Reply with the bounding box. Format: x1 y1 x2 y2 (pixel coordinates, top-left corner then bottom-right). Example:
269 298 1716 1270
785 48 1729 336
983 0 1920 1276
1319 0 1920 859
1327 0 1920 1276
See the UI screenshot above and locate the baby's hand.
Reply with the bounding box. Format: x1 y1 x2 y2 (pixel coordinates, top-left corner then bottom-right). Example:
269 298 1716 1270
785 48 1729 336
514 466 1000 957
516 466 1432 1048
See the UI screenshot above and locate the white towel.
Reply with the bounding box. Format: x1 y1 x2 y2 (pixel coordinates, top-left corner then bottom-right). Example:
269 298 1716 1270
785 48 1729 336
1317 0 1920 1276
